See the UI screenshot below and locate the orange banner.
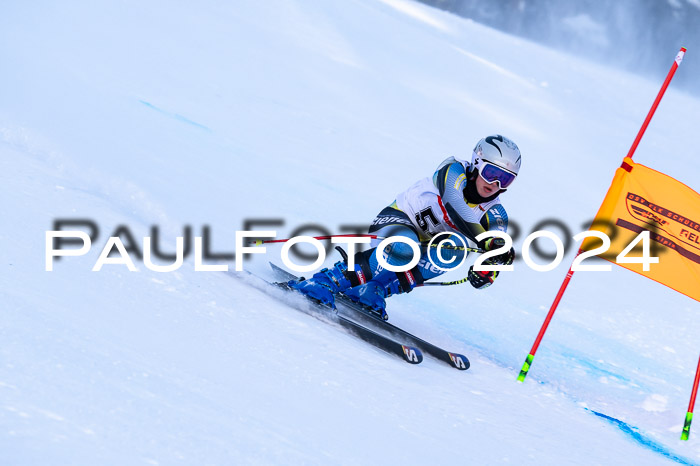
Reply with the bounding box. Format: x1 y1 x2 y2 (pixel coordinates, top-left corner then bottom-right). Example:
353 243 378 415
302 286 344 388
582 157 700 302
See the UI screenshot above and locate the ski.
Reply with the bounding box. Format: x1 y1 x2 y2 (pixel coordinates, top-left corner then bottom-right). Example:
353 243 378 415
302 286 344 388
269 263 470 371
336 296 470 370
228 271 423 365
272 281 423 364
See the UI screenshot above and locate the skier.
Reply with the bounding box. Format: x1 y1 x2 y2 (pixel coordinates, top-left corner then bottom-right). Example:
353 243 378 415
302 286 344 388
290 134 520 318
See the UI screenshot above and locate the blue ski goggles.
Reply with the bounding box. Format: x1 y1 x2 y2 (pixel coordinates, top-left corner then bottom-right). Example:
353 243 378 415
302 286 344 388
478 161 517 189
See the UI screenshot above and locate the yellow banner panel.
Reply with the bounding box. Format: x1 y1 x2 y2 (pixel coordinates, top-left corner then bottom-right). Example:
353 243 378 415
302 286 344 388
582 157 700 302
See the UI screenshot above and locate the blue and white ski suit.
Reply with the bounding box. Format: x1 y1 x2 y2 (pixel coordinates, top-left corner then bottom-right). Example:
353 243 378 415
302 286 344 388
365 156 509 282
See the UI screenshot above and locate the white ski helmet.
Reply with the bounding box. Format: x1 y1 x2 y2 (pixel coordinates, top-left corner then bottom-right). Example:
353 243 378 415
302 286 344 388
471 135 521 189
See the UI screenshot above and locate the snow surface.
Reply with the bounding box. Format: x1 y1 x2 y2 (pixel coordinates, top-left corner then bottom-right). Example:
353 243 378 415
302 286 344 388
2 0 700 464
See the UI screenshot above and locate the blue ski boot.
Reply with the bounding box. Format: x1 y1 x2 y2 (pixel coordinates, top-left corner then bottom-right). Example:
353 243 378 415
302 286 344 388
288 260 353 306
288 247 378 307
344 267 423 320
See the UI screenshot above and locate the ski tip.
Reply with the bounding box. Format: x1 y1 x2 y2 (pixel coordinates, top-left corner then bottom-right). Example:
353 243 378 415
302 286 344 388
401 345 423 364
448 352 470 370
269 262 297 281
269 262 283 272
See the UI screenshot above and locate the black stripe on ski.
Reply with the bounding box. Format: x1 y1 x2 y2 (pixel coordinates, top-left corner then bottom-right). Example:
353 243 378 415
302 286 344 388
334 315 423 364
336 297 470 371
229 270 423 365
269 263 469 371
270 281 422 365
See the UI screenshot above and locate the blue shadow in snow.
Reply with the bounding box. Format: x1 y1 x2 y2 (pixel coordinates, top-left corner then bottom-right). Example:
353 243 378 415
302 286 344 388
139 100 211 131
588 409 697 465
559 351 634 385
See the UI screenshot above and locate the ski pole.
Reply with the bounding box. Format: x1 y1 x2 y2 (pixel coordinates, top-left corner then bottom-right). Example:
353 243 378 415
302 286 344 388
253 233 483 287
253 234 484 253
420 241 483 253
421 276 471 287
253 234 376 245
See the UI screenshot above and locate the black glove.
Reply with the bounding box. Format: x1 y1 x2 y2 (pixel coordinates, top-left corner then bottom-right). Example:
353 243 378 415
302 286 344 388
480 236 505 251
489 246 515 266
468 266 497 290
468 245 514 290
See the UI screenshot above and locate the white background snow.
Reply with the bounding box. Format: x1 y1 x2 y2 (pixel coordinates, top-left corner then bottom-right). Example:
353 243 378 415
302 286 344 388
2 0 700 464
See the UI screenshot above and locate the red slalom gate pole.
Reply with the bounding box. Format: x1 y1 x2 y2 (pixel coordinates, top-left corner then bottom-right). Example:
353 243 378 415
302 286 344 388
681 354 700 440
517 251 580 382
626 47 686 161
517 47 687 383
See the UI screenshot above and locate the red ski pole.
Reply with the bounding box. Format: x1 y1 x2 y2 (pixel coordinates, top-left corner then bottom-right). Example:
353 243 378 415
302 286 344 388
253 234 377 245
517 47 687 383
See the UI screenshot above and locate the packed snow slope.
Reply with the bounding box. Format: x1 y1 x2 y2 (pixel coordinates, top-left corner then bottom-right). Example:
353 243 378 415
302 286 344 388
2 0 700 464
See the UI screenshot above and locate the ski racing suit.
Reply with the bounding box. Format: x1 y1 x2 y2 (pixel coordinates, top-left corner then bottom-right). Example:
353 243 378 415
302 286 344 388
290 156 512 314
357 156 509 286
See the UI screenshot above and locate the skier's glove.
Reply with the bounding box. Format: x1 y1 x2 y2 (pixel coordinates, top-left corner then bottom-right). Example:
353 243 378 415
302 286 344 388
478 238 515 258
467 267 497 290
480 236 505 252
491 246 515 266
480 236 515 264
468 245 515 289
